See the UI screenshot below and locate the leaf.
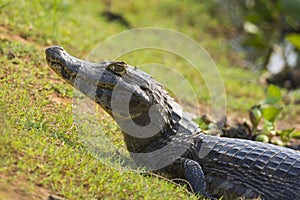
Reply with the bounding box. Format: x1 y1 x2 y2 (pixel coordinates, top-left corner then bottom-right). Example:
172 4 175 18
249 106 262 127
263 85 281 105
262 119 274 133
291 130 300 138
255 134 269 143
271 139 284 146
192 117 209 130
278 128 295 142
261 106 282 123
286 34 300 50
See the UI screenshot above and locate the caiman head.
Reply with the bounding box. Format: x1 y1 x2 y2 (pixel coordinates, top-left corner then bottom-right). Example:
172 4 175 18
45 46 178 146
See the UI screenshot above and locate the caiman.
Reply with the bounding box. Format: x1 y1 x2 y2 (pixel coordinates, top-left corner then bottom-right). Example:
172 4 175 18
45 46 300 200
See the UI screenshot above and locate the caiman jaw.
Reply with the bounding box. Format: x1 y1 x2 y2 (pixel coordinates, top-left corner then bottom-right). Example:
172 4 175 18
45 46 80 81
45 46 158 122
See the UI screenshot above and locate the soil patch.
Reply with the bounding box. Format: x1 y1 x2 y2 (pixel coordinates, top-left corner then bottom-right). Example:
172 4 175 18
0 174 64 200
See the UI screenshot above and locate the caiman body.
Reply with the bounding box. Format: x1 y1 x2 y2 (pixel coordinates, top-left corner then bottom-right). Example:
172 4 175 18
46 46 300 200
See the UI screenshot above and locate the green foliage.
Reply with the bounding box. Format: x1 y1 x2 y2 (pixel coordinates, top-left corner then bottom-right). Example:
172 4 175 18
263 84 282 104
229 0 300 69
249 106 261 128
249 85 299 144
286 34 300 50
261 106 282 123
193 117 209 130
277 128 296 143
255 134 269 143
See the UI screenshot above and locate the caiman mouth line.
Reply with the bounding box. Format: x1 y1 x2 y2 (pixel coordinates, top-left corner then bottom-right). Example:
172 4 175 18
46 57 77 80
46 56 112 89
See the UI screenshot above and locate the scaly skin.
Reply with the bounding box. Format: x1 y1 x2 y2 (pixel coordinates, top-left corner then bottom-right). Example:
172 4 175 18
46 46 300 200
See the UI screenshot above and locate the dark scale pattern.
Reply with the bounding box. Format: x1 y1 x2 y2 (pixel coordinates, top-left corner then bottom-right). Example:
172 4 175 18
193 135 300 199
46 46 300 200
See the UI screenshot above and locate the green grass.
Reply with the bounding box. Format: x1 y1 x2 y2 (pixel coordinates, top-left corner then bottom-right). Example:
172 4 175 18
0 0 299 199
0 40 198 199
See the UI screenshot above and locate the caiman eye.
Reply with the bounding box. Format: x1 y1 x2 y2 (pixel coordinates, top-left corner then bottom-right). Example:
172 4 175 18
107 62 127 76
